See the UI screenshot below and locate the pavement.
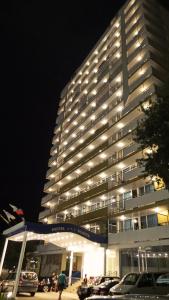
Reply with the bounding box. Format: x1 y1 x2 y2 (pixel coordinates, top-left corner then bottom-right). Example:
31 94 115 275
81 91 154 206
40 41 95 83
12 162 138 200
16 291 79 300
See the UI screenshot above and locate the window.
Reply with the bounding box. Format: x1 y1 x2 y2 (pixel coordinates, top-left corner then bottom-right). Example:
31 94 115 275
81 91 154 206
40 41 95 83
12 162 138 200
145 184 154 194
147 214 158 227
156 273 169 286
141 216 147 229
124 219 132 231
124 191 132 200
138 273 154 287
132 189 137 198
123 273 139 285
139 186 144 196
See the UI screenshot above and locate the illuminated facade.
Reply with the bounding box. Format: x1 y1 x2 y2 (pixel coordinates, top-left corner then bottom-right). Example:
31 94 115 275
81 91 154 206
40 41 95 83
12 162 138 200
39 0 169 276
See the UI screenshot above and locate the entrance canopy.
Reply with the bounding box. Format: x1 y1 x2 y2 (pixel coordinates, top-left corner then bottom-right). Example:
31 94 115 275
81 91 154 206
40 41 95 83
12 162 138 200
3 221 107 251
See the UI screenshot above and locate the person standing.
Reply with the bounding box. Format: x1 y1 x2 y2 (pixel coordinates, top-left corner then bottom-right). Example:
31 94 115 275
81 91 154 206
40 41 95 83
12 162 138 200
57 271 66 300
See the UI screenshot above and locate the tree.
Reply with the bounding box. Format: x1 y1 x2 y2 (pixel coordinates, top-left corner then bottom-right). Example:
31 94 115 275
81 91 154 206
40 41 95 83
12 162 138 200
134 85 169 190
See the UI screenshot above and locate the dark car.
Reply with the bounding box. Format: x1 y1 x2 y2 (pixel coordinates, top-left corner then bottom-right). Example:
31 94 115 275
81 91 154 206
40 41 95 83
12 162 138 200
92 279 120 295
77 276 120 300
38 277 52 292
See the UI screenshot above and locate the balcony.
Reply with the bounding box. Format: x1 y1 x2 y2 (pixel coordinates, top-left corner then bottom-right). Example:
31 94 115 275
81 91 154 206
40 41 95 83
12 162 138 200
108 224 169 246
63 207 108 225
123 166 144 182
109 189 169 217
122 85 156 116
39 209 51 220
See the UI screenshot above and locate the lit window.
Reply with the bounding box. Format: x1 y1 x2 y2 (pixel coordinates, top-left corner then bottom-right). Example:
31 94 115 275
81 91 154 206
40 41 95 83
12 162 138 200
85 70 89 75
86 201 91 206
73 121 78 126
62 153 66 158
75 110 78 114
50 174 55 178
85 79 89 84
58 181 62 185
93 78 98 83
80 125 85 130
60 167 65 171
93 68 98 73
78 79 82 84
79 139 84 144
70 146 75 151
91 102 96 107
63 141 67 146
84 89 88 95
67 176 72 180
52 161 57 166
75 186 80 191
72 133 77 138
65 129 69 133
48 188 53 192
94 58 98 63
118 162 125 169
94 50 98 55
137 55 142 61
68 160 73 165
99 172 106 178
86 61 90 66
82 112 86 117
77 153 83 158
87 180 93 185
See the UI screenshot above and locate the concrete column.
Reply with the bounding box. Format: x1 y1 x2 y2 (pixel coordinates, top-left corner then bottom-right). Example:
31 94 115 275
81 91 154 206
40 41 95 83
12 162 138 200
104 247 107 275
68 251 73 286
0 238 8 276
12 231 27 298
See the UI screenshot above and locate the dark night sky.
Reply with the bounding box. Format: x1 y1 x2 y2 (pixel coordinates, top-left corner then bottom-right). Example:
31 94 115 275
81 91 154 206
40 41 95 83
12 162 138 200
0 0 169 232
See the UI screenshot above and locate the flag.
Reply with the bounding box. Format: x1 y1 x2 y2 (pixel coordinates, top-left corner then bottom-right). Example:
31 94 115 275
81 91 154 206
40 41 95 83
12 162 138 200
3 210 16 222
9 204 24 216
0 214 9 224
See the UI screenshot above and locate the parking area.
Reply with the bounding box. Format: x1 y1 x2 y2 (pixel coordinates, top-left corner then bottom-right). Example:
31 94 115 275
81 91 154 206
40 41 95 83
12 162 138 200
16 291 78 300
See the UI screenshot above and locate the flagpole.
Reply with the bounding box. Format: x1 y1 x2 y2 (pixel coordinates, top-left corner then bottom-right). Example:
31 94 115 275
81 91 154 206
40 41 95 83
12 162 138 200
0 238 9 276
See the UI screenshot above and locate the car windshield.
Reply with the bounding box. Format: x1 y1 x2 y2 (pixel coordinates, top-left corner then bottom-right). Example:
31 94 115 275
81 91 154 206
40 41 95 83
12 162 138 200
122 273 140 285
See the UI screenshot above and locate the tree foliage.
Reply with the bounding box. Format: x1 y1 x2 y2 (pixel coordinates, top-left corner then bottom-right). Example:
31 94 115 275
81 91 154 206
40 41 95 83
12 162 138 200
134 85 169 190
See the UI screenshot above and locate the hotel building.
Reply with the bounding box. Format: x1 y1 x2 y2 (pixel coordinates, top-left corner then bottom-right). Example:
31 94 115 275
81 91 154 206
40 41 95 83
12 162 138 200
39 0 169 277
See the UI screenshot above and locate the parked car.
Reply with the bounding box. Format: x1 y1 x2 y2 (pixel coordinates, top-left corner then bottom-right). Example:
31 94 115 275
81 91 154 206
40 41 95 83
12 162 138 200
109 272 169 295
92 279 120 295
1 271 38 296
38 276 52 292
77 276 120 300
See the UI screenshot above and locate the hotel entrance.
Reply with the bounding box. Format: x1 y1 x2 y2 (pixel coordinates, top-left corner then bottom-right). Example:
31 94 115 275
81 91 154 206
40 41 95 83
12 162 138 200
0 221 107 298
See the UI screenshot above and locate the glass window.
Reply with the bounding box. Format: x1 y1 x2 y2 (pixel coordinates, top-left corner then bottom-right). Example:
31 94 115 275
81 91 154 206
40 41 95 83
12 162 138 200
124 191 132 200
123 273 140 285
156 273 169 286
147 214 158 227
145 184 154 194
138 273 154 287
132 189 137 198
124 219 132 231
141 216 147 229
139 186 144 196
